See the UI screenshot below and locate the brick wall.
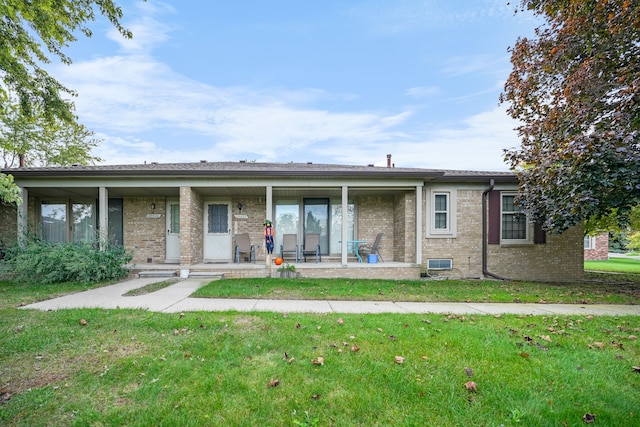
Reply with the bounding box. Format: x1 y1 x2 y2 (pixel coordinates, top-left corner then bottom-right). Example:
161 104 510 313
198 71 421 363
356 195 395 262
424 189 484 278
584 233 609 260
0 203 17 245
123 197 166 264
231 196 268 260
423 188 584 281
180 187 203 265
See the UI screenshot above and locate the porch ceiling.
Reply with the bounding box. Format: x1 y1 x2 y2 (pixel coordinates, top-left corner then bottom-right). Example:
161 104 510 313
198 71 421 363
24 185 416 199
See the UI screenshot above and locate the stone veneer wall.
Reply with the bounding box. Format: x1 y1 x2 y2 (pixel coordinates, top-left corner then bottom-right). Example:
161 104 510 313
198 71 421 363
180 187 203 265
123 197 166 264
584 233 609 260
356 195 395 262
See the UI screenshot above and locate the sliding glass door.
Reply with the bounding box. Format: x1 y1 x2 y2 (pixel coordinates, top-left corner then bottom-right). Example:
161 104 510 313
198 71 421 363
304 198 329 255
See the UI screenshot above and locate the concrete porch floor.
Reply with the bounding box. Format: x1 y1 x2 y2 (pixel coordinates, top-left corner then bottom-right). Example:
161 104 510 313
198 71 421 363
130 260 422 280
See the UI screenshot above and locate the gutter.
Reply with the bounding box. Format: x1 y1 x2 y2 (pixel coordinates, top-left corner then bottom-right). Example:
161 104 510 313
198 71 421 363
481 179 508 280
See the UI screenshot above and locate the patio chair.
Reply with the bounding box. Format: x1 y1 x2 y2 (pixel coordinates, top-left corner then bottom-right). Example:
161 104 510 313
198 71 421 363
234 233 256 264
280 234 299 263
302 233 321 263
359 233 384 262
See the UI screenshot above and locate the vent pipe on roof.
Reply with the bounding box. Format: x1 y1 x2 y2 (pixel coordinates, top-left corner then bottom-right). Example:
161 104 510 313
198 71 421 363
387 154 392 168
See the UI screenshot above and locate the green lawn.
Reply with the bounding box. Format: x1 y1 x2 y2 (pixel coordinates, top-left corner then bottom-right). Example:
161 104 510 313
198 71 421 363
193 274 640 305
1 279 640 426
585 257 640 274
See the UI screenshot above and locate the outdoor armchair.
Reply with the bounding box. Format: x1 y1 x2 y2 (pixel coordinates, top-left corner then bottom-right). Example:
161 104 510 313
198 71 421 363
234 233 256 263
280 234 299 263
359 232 384 262
302 233 321 263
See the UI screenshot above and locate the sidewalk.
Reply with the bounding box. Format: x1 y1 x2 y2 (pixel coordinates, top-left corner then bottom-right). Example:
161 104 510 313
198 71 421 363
22 278 640 316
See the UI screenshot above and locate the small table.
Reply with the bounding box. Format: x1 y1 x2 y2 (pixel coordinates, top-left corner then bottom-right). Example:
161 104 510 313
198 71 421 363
346 240 368 262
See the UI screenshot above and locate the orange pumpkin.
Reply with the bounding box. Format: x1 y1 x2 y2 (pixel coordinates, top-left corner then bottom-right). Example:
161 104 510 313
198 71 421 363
274 257 283 265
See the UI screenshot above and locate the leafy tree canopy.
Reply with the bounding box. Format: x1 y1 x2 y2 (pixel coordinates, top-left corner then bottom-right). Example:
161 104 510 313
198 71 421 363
0 0 132 122
501 0 640 233
1 96 102 168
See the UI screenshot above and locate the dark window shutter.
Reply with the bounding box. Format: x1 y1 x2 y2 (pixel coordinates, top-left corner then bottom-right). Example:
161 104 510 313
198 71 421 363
488 190 501 244
533 222 546 244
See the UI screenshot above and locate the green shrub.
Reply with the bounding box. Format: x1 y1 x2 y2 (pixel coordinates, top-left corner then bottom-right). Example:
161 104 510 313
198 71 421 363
3 239 132 284
627 231 640 251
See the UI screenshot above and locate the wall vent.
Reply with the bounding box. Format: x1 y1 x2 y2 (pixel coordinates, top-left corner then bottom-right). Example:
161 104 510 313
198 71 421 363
427 259 452 270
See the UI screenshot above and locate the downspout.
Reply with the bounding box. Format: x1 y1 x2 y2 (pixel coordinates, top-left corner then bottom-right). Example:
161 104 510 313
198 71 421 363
482 179 508 280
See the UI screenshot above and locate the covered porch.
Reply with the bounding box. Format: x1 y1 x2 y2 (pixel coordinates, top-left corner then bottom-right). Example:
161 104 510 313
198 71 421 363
132 260 422 280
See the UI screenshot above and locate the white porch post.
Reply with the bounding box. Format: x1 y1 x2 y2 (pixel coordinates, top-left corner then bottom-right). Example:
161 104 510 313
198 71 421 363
17 187 28 246
98 187 108 250
341 185 348 266
265 185 273 266
415 185 423 264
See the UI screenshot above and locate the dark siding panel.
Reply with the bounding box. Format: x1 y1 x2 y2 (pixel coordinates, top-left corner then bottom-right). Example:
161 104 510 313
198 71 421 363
534 222 546 244
488 190 501 244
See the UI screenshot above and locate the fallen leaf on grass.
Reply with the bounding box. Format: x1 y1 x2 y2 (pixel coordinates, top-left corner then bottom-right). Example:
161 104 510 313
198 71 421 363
395 356 405 364
351 344 360 352
79 319 88 326
311 357 324 366
632 366 640 373
268 379 280 387
337 318 344 325
582 413 596 423
311 394 321 400
464 367 473 378
628 335 637 340
588 342 605 349
539 335 552 342
464 381 477 393
520 352 530 358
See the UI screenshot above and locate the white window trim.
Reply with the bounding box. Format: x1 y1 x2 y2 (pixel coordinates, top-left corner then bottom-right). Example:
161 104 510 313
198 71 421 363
426 189 457 238
500 192 533 245
584 235 596 250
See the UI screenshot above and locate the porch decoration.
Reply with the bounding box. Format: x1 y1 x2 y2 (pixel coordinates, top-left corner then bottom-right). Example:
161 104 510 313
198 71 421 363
274 257 283 265
264 220 275 255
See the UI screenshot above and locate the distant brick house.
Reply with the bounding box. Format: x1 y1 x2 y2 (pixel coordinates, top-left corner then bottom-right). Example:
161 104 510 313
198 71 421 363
0 160 584 281
584 233 609 260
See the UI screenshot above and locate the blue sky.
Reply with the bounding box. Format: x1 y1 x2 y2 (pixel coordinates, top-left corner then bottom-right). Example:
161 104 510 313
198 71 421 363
53 0 540 170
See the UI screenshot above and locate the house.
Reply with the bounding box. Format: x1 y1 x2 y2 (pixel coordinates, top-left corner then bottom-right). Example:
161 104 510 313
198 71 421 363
584 233 609 260
0 160 584 281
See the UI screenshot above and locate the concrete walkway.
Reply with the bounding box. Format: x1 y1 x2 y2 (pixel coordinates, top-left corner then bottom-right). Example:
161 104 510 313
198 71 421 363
22 278 640 316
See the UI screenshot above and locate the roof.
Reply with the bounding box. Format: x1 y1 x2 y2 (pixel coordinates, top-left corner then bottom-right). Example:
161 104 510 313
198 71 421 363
3 161 517 183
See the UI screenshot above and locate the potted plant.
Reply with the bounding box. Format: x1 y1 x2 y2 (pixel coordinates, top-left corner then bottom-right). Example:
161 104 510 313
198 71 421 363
277 263 299 278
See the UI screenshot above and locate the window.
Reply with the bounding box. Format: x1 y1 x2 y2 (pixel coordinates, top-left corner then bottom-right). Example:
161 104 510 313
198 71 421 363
207 204 228 233
434 193 448 230
427 259 452 270
501 193 528 241
428 189 456 236
41 200 97 243
584 235 595 250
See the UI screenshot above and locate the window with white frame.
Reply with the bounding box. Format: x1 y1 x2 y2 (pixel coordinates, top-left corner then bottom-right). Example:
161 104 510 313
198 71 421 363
501 193 528 242
433 193 448 230
584 235 596 249
428 190 455 236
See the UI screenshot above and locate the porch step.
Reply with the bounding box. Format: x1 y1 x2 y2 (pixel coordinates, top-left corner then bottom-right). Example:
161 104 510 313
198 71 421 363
138 270 177 278
188 271 225 280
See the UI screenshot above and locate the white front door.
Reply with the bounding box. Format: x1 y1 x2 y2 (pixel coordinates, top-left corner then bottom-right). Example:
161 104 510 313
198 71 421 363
203 201 232 262
166 201 180 263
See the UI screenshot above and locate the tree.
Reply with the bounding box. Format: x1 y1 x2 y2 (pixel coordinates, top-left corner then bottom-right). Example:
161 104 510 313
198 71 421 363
501 0 640 233
0 0 132 123
1 97 102 168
